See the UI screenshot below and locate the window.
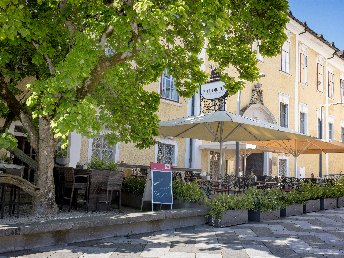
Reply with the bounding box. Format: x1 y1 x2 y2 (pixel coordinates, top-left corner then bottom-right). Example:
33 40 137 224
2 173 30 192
300 112 307 134
328 122 334 141
342 127 344 143
340 79 344 103
328 71 334 98
278 158 288 177
281 41 290 73
317 63 324 92
91 135 116 161
300 52 308 84
160 70 179 102
157 142 175 165
280 102 288 128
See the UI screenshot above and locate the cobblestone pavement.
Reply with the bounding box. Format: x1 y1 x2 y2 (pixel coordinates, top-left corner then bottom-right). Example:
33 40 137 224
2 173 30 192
2 208 344 258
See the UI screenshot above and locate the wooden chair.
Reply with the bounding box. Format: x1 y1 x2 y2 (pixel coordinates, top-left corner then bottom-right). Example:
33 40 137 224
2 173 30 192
98 171 124 211
60 167 90 211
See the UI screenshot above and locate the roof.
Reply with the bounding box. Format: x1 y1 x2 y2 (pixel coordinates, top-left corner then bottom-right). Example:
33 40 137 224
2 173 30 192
288 11 344 59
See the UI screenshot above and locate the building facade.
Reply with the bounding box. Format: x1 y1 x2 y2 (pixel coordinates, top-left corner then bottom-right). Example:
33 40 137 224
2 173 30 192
69 14 344 178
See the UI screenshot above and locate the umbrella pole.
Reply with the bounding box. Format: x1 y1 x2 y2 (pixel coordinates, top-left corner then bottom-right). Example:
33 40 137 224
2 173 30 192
294 156 298 178
219 141 224 178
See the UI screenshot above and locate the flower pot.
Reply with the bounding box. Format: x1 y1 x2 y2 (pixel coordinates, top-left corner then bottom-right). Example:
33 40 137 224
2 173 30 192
338 196 344 208
212 209 248 227
303 199 321 213
320 198 337 210
55 157 69 166
248 209 280 222
280 203 304 217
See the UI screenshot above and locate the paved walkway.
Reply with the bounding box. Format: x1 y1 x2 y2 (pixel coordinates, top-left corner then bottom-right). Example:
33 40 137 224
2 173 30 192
2 208 344 258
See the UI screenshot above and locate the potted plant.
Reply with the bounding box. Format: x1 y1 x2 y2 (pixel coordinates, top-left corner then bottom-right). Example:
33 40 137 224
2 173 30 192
173 180 206 209
246 188 283 222
336 177 344 208
280 189 305 217
208 193 254 227
55 146 69 166
300 183 322 213
320 183 339 210
121 176 146 209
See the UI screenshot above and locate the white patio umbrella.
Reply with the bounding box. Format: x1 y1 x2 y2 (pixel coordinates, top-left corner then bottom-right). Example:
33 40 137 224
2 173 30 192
159 111 311 177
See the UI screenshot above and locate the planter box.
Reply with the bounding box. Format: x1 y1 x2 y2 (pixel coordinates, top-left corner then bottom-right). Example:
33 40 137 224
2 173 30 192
303 199 321 213
248 210 280 222
212 209 248 227
338 197 344 208
121 192 143 210
280 203 304 217
320 198 337 210
173 199 205 209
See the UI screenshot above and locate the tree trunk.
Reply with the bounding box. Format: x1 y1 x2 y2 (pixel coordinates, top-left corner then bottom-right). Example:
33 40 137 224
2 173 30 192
32 117 58 215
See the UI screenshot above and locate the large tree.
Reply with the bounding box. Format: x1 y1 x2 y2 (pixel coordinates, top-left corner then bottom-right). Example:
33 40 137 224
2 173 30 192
0 0 289 215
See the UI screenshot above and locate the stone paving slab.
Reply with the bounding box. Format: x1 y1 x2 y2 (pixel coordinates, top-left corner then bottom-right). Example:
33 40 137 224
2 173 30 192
1 208 344 257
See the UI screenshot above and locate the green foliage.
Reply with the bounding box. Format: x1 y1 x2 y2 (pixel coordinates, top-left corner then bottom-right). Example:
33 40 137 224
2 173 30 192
208 193 254 220
173 179 206 203
245 188 285 212
299 183 324 200
89 157 118 171
0 132 17 150
0 0 289 150
282 189 306 207
121 176 146 196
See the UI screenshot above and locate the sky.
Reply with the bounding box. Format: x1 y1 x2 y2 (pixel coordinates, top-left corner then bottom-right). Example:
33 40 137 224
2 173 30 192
288 0 344 50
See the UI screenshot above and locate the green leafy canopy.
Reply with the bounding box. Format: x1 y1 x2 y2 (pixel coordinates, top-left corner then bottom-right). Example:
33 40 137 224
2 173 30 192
0 0 289 148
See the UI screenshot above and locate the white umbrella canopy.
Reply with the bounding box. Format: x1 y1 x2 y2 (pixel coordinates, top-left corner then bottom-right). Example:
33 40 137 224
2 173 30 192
159 111 311 177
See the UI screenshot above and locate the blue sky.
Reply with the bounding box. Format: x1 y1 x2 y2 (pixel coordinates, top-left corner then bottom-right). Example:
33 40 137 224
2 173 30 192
289 0 344 50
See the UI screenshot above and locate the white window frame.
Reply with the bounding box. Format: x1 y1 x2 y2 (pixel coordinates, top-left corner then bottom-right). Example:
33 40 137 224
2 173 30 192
328 116 335 142
154 138 178 166
279 93 289 128
281 40 290 74
160 69 179 102
299 45 308 85
253 40 264 62
340 76 344 103
278 156 289 177
316 55 325 92
316 109 325 139
328 70 335 99
299 103 308 135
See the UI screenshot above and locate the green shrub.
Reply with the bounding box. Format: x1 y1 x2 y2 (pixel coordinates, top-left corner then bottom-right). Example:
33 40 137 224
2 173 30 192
122 176 146 196
208 193 254 220
245 188 285 212
173 180 206 203
282 189 305 207
299 183 324 200
89 157 118 171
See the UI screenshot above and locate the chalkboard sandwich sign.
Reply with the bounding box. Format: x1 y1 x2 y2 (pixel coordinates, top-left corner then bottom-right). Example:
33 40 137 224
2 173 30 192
151 162 173 210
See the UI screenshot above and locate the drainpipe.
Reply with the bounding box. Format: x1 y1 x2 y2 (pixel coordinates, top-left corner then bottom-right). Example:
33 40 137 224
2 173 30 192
235 90 241 176
189 95 195 168
294 32 300 177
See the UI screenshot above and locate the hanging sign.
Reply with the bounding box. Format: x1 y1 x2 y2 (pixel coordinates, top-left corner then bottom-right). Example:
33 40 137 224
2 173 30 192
200 81 227 100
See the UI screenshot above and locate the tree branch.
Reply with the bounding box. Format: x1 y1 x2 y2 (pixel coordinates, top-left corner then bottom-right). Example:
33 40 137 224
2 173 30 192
100 25 114 49
10 148 38 171
76 50 138 99
32 42 55 75
0 78 39 150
